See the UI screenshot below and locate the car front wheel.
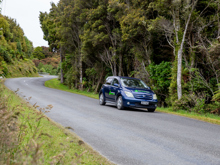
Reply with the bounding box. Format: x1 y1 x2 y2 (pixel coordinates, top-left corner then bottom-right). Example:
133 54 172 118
117 96 124 110
99 93 106 105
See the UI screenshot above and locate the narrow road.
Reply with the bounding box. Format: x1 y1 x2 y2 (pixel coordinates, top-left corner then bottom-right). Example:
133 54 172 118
4 76 220 165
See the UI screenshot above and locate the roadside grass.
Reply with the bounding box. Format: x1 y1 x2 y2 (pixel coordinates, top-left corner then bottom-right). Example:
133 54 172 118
45 78 220 126
157 107 220 125
0 79 113 165
45 78 99 99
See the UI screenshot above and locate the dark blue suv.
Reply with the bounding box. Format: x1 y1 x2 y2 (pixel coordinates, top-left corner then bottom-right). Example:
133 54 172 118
99 76 158 112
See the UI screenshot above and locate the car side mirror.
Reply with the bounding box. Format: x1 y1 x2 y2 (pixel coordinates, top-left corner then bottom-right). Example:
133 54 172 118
148 87 151 90
114 83 119 87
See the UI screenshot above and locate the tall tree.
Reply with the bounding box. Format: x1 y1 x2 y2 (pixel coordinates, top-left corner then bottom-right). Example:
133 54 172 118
39 2 63 83
176 0 198 99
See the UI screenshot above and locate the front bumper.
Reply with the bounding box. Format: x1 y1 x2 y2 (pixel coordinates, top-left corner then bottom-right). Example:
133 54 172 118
122 97 157 108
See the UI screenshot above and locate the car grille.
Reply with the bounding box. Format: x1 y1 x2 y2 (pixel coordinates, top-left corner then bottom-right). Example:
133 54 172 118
133 94 152 100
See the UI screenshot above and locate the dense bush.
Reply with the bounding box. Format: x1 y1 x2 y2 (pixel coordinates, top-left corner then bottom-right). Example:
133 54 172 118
3 60 38 78
211 85 220 115
0 14 36 78
64 67 78 89
37 62 58 75
148 61 172 107
172 94 196 111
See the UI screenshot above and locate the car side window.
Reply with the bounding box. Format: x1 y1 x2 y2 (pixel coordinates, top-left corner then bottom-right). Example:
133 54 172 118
105 78 113 85
112 78 119 85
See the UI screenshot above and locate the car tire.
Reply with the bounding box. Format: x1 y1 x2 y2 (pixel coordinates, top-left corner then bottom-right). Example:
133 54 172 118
117 96 124 110
99 93 106 105
148 108 155 112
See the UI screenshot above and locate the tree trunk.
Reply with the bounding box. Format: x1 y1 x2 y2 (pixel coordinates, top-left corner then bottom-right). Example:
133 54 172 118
112 50 117 76
75 56 78 89
113 60 117 76
218 0 220 37
177 48 183 99
172 8 180 44
60 47 64 84
177 0 197 100
118 53 122 76
79 50 83 90
95 68 105 93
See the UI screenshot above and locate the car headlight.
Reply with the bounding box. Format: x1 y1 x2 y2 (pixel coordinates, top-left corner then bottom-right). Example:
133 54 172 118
153 94 157 100
124 91 134 98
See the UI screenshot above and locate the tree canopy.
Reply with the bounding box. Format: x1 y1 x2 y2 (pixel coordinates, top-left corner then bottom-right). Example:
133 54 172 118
0 14 36 77
40 0 220 113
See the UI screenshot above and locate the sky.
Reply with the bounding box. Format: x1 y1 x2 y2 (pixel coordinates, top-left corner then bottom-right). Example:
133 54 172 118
1 0 60 47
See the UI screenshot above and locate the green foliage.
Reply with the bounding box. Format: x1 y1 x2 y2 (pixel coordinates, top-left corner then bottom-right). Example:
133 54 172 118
148 61 171 93
17 41 22 53
172 93 218 115
37 62 58 75
186 68 214 99
148 61 171 106
172 94 196 111
0 45 11 63
205 101 220 115
193 99 206 114
39 0 220 114
64 67 78 89
37 62 44 70
0 60 38 78
212 84 220 102
32 47 45 60
0 60 8 75
39 67 46 73
0 14 35 77
43 64 57 75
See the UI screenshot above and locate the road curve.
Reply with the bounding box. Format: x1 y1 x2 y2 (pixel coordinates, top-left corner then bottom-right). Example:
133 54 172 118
4 76 220 165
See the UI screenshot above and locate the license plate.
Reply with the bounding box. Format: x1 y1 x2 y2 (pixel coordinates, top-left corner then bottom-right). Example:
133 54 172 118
141 101 149 105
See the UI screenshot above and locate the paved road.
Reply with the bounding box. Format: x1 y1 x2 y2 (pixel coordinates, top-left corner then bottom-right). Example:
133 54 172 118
4 76 220 165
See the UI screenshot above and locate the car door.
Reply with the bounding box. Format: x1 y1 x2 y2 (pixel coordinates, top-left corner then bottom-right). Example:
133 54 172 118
104 78 113 101
109 78 120 102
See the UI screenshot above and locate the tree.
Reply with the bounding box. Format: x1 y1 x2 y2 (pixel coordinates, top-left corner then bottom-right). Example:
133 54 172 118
176 0 198 100
32 47 45 60
39 0 220 111
39 3 63 83
81 0 123 76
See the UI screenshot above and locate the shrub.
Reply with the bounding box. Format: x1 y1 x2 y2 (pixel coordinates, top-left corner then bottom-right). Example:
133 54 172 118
212 85 220 102
64 67 78 89
172 94 195 111
204 101 220 115
211 85 220 115
193 98 206 114
148 61 172 106
40 67 46 73
1 61 8 75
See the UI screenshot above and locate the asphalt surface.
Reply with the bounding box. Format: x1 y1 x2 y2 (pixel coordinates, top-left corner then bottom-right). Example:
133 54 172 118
4 76 220 165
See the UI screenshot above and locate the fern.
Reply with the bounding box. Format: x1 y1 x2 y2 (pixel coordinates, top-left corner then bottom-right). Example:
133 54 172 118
212 84 220 102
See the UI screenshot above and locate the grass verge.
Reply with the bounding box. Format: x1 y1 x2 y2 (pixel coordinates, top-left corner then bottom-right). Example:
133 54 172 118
45 78 99 99
0 79 113 165
156 107 220 125
45 78 220 126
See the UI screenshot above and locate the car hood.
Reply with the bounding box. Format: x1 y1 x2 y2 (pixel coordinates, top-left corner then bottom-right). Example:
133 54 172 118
123 87 153 94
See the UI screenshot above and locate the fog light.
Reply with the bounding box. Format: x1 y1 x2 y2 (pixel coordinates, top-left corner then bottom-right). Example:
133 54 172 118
127 102 130 105
155 104 157 107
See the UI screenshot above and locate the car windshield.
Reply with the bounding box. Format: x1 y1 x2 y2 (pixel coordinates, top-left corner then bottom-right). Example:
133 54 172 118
120 78 149 89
